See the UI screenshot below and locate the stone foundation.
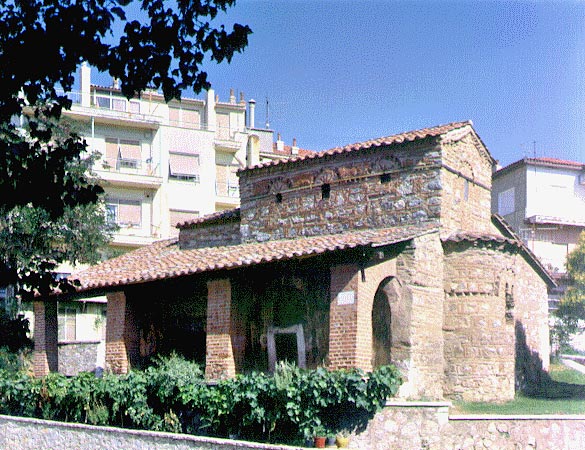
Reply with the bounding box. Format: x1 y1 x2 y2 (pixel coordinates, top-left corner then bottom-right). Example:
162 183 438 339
3 405 585 450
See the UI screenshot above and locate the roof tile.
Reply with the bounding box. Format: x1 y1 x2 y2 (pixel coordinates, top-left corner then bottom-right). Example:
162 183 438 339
71 225 438 293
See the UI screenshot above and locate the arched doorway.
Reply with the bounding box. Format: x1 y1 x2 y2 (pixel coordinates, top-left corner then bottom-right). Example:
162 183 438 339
372 277 408 369
372 277 393 367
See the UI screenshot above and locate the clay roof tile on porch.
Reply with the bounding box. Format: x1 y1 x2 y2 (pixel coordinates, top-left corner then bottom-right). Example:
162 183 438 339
71 225 438 293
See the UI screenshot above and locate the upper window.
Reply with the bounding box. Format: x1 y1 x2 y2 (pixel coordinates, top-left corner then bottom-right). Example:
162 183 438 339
169 105 201 129
169 153 200 182
104 138 142 170
498 188 515 216
106 198 142 228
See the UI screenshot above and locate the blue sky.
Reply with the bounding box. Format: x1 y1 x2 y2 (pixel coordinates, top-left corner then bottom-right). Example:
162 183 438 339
95 1 585 168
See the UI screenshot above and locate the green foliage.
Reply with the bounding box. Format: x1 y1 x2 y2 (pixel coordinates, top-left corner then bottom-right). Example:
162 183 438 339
554 232 585 351
0 0 251 297
0 355 402 445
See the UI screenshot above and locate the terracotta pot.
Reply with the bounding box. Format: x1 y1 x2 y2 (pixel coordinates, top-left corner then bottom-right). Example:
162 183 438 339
314 436 326 448
336 436 350 448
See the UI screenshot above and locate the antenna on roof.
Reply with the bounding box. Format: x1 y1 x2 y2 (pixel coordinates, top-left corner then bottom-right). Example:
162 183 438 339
533 140 536 158
265 97 270 129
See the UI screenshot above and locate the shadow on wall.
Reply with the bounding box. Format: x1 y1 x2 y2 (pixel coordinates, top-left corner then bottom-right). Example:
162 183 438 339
516 321 585 399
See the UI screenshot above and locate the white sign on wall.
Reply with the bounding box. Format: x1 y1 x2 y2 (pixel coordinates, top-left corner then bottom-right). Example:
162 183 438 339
337 290 355 305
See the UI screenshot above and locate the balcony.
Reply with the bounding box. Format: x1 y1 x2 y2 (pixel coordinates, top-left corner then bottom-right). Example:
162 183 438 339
95 158 162 189
214 126 245 152
60 90 162 129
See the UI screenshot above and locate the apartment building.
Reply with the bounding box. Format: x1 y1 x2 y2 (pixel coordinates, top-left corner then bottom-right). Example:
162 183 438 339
65 63 300 252
492 157 585 309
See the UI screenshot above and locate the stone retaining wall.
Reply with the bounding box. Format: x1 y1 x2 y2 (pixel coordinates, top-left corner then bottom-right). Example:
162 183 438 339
3 403 585 450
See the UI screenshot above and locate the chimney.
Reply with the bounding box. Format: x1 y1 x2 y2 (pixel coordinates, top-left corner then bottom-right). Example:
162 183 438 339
229 88 236 104
239 92 245 104
112 77 119 89
248 99 256 129
291 138 299 155
80 62 91 107
276 133 284 152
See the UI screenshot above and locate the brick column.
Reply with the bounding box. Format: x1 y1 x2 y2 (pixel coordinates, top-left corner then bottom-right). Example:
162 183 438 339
328 264 360 370
205 278 236 379
105 291 138 374
33 300 58 377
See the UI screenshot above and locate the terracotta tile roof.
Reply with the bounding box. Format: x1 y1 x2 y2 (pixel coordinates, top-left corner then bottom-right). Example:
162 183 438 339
177 208 240 229
270 143 315 157
71 225 438 293
444 217 556 288
494 157 585 177
245 121 477 171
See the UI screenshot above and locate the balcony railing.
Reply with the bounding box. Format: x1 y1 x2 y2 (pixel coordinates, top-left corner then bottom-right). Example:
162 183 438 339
98 158 160 177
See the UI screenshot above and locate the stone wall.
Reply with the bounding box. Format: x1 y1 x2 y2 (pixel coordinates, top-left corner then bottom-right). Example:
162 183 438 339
179 220 241 249
58 342 100 376
238 141 443 242
4 405 585 450
0 415 303 450
442 239 550 402
439 130 494 234
442 242 516 402
394 232 445 400
352 402 585 450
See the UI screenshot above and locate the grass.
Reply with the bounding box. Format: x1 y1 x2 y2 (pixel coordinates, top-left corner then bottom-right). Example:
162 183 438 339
452 363 585 415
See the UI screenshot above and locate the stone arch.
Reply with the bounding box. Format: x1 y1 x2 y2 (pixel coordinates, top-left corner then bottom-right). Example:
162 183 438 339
371 276 411 370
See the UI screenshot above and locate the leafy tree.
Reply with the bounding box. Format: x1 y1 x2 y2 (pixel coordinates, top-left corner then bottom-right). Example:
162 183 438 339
0 0 251 298
553 232 585 352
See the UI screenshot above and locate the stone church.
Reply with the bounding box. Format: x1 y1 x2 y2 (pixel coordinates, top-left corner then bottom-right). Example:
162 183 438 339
33 121 553 402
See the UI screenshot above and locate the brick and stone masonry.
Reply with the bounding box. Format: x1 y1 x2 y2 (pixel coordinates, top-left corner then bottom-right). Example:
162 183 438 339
33 300 58 376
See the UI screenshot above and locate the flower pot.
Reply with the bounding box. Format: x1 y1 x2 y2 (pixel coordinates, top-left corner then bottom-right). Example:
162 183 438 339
314 436 326 448
336 436 350 448
325 436 337 447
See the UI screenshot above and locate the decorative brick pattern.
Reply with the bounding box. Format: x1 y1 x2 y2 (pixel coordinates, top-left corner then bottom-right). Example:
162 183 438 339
205 279 236 379
33 300 58 377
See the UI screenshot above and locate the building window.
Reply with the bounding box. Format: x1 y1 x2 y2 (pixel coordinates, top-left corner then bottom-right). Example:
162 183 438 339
463 179 470 201
321 183 331 200
505 284 514 324
106 198 142 228
58 304 77 341
498 188 515 216
216 163 239 197
169 153 200 182
169 105 201 129
104 138 142 170
275 193 283 203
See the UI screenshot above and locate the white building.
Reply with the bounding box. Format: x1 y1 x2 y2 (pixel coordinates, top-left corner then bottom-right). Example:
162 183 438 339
492 157 585 310
65 63 300 252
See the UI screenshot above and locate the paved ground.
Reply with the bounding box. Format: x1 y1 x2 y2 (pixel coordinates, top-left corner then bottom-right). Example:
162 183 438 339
561 356 585 374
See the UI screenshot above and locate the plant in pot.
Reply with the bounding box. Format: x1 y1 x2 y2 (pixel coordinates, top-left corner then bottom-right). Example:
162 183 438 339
325 434 337 448
335 429 351 448
313 425 327 448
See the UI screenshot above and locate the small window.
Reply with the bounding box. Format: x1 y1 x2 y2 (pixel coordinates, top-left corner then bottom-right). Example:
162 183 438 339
321 183 331 200
276 193 283 203
58 304 77 341
380 173 392 184
463 179 469 201
498 188 515 216
505 284 514 323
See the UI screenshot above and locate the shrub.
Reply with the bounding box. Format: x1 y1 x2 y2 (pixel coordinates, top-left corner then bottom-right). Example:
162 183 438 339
0 355 403 445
